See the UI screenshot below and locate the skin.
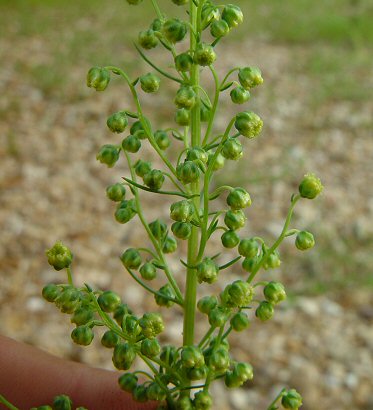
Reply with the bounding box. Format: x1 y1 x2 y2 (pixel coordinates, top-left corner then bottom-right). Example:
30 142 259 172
0 335 158 410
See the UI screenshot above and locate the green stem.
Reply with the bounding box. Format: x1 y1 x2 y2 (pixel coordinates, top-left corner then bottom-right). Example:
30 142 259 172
150 0 163 20
66 266 73 286
134 44 182 83
220 67 240 90
198 325 216 348
183 0 201 349
126 267 182 306
266 388 287 410
248 194 301 283
124 152 184 303
105 66 178 178
0 396 19 410
123 177 193 199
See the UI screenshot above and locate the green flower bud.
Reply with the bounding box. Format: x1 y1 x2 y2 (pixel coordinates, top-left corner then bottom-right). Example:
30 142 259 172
230 312 250 331
171 221 192 240
141 338 161 357
176 397 193 410
238 67 263 89
281 389 303 409
86 67 110 91
71 306 94 326
150 18 162 32
42 284 61 302
200 104 211 122
162 18 187 43
263 250 281 269
138 29 158 49
143 169 165 190
209 347 230 372
255 301 274 321
242 256 260 272
181 346 205 369
170 200 194 222
227 187 251 210
101 330 119 348
55 287 80 314
207 151 225 170
96 144 120 168
186 147 208 164
225 362 253 388
238 238 259 258
133 385 148 403
46 241 73 271
112 342 136 370
53 395 72 410
107 111 128 133
155 284 175 307
196 257 219 284
115 203 136 224
154 130 171 150
194 43 216 66
235 111 263 138
106 183 126 202
172 0 188 5
208 306 229 327
134 159 152 177
139 262 157 280
186 365 208 381
118 372 138 393
121 135 141 153
120 248 142 270
130 120 143 135
210 19 230 38
197 295 218 314
299 173 323 199
126 0 143 4
140 73 160 93
176 161 200 184
222 138 243 160
295 230 315 250
224 209 246 230
149 219 167 241
175 52 193 72
162 236 177 254
98 290 121 312
234 362 254 382
221 280 254 307
221 230 240 248
194 391 213 410
221 4 243 28
230 86 251 104
71 325 94 346
146 382 166 401
264 281 286 304
124 314 142 337
175 108 190 126
113 303 132 325
139 312 164 338
175 86 197 109
202 4 220 26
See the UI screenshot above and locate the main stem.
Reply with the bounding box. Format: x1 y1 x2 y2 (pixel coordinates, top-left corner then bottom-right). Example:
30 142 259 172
183 0 200 347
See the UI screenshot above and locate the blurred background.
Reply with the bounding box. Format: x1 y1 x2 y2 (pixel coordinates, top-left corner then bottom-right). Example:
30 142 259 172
0 0 372 409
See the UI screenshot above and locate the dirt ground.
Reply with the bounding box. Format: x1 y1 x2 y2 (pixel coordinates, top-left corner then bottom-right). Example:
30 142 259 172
1 3 373 410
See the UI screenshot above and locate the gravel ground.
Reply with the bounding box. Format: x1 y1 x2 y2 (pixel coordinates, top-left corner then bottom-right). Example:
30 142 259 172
1 10 373 410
